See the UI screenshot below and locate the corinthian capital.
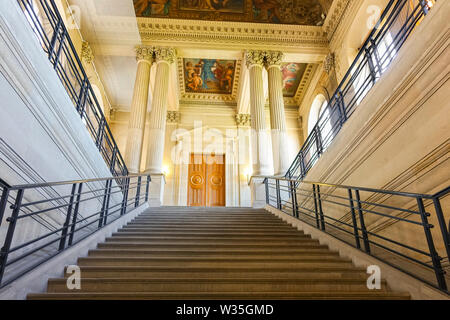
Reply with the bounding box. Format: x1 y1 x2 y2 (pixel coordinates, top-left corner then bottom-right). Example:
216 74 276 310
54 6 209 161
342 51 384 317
264 51 284 69
245 50 265 68
135 45 153 63
154 47 176 64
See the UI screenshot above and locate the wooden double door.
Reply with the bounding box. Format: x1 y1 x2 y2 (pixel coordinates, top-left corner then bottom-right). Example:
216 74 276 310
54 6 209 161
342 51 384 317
187 153 225 207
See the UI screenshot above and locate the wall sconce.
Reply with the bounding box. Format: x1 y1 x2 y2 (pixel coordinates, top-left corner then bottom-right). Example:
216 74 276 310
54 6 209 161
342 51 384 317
162 165 170 177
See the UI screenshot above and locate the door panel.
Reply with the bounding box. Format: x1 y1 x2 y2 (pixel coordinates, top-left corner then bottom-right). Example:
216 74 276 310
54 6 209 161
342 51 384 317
187 153 225 207
187 154 206 207
206 154 225 207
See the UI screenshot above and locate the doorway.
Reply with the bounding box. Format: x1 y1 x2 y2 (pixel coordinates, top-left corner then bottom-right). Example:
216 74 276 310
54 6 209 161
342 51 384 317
187 153 225 207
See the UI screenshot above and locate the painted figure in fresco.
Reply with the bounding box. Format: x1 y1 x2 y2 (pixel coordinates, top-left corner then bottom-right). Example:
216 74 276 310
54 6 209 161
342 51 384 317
134 0 170 16
199 59 216 89
253 0 282 23
187 73 203 91
281 63 300 92
220 64 234 91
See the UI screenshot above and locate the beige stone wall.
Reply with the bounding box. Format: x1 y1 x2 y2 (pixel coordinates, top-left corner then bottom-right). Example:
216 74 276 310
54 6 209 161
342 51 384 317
299 0 450 266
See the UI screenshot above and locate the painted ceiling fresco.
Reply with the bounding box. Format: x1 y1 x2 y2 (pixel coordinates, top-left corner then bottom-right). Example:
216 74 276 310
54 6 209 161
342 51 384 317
183 58 236 94
133 0 327 25
281 62 307 97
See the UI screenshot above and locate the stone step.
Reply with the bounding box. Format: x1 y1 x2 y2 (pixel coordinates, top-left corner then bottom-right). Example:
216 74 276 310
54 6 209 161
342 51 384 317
27 291 410 300
121 225 299 232
97 242 330 250
104 236 321 244
77 257 353 267
45 277 389 293
87 249 340 259
112 231 310 238
62 266 368 279
126 221 290 227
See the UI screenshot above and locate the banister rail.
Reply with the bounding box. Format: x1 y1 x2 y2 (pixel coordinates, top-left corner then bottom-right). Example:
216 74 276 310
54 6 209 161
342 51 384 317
16 0 128 178
0 174 151 287
286 0 436 181
261 175 450 293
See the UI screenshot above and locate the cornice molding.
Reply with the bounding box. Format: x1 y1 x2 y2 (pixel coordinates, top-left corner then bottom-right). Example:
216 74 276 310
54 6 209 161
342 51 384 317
322 0 351 42
137 17 328 49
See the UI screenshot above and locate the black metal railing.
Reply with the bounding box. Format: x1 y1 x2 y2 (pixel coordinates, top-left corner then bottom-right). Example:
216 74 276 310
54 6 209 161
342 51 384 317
286 0 436 181
0 174 150 287
17 0 128 178
264 176 450 293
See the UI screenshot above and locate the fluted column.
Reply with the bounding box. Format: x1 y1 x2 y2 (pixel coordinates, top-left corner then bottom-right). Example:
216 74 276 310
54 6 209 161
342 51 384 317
265 51 290 175
145 47 176 174
124 46 153 173
245 50 272 176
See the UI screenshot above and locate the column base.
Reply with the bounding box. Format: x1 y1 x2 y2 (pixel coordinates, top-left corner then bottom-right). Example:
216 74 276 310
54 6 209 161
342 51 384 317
148 174 166 207
250 177 266 208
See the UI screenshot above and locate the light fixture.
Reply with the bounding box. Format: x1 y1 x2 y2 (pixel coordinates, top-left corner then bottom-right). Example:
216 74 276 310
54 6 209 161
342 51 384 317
162 165 170 176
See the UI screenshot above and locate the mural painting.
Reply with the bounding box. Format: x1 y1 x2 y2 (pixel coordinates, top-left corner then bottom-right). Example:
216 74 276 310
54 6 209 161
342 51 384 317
184 59 236 94
281 63 307 97
134 0 326 25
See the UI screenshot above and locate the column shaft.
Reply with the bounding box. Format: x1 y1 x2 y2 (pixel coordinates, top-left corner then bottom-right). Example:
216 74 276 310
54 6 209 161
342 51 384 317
267 65 290 175
124 58 152 173
248 63 272 176
145 60 170 173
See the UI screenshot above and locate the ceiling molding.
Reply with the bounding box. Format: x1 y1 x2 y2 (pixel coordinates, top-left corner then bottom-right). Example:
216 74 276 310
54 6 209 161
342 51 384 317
138 17 329 52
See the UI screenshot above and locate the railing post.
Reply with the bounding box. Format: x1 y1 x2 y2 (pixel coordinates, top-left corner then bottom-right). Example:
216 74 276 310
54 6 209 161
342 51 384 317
145 175 150 203
337 89 347 124
48 19 62 65
59 183 76 251
276 179 282 210
420 0 430 15
355 190 370 253
348 189 361 249
0 185 10 228
314 126 323 157
135 176 142 208
365 48 377 85
316 185 326 231
417 197 447 291
312 185 320 229
290 180 298 218
264 178 269 205
120 177 130 216
98 180 110 228
0 189 24 285
432 196 450 263
102 179 113 226
68 183 83 246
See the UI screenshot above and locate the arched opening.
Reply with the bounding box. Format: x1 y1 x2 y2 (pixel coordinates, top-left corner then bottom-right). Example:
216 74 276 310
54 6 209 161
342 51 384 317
307 94 327 135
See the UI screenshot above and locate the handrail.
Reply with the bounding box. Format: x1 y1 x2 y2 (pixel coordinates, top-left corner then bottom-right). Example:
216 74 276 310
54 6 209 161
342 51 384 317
16 0 128 177
286 0 436 181
0 174 151 287
252 175 447 200
263 175 450 293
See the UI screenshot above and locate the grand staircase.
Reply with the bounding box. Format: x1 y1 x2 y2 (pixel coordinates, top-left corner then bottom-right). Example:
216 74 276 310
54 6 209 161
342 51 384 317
27 207 410 299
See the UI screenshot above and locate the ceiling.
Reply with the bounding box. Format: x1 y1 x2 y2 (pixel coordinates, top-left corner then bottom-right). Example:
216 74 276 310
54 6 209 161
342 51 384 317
68 0 330 113
133 0 328 25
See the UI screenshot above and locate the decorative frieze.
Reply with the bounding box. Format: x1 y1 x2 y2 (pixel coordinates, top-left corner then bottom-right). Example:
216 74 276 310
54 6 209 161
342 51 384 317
167 111 180 124
81 41 94 64
235 114 251 126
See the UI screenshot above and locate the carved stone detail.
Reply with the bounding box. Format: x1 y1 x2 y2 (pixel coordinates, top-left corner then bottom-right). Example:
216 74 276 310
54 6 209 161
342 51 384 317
323 52 335 74
135 45 153 63
167 111 180 123
235 114 251 126
264 51 284 68
81 41 94 64
154 47 176 64
245 50 265 68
